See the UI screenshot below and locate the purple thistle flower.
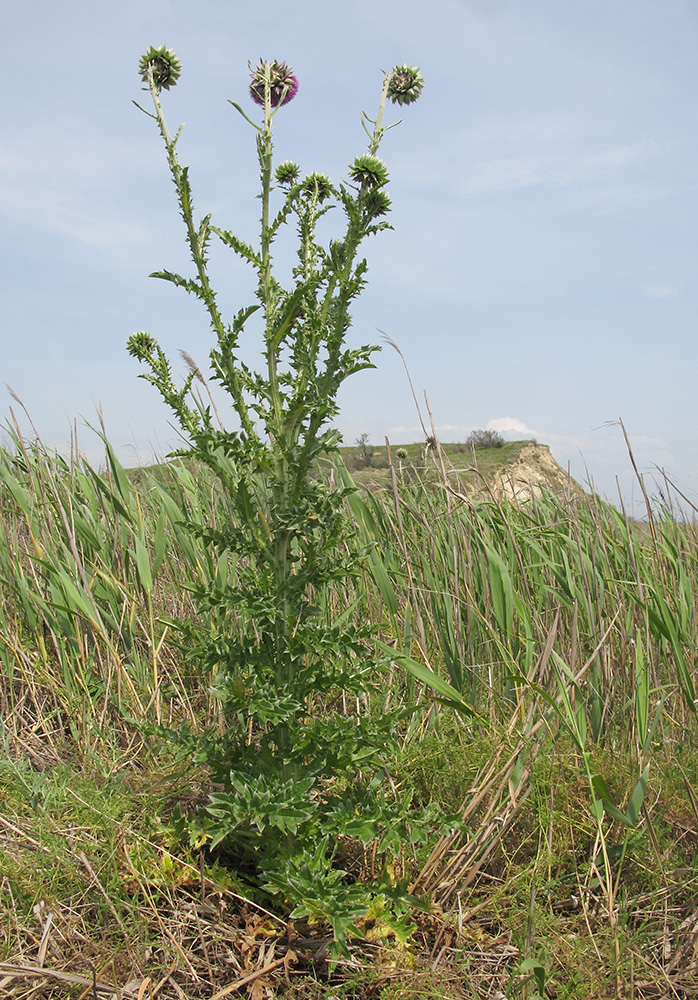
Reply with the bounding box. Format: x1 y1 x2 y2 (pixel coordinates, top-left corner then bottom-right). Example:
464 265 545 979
249 60 299 108
386 65 424 106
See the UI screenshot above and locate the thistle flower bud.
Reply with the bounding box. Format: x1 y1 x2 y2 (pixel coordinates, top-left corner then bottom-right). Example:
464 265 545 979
249 60 299 108
127 331 158 360
302 173 334 203
349 154 389 188
138 46 182 92
386 65 424 106
361 188 392 218
275 160 301 186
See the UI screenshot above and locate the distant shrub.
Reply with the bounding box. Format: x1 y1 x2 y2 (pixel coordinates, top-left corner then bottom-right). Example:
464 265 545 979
354 432 374 467
466 429 504 450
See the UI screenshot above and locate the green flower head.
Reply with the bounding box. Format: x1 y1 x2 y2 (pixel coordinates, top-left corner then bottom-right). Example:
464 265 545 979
387 65 424 106
302 173 334 203
349 154 389 188
139 46 182 92
361 188 392 218
127 331 158 361
275 160 301 186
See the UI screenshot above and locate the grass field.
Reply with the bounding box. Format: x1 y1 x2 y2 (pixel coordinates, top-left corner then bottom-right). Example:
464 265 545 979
341 438 529 487
1 427 698 998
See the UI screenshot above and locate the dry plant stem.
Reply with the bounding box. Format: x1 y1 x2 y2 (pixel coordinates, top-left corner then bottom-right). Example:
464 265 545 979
121 832 200 980
412 610 620 904
36 910 52 968
412 736 530 900
77 851 129 938
619 417 657 542
0 962 140 997
208 957 288 1000
380 332 430 440
0 814 52 855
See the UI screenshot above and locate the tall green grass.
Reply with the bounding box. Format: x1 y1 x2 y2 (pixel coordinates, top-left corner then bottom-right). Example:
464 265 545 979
3 427 698 994
352 448 697 737
2 425 697 766
0 427 210 743
343 442 698 982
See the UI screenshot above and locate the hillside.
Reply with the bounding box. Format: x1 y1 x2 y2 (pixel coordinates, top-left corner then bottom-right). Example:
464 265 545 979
342 438 582 500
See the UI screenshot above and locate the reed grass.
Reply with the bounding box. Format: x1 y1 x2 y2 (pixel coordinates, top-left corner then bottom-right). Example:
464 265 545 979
1 425 698 997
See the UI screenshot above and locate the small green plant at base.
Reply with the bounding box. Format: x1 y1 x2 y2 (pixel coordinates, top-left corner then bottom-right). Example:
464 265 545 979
127 49 428 953
513 957 547 1000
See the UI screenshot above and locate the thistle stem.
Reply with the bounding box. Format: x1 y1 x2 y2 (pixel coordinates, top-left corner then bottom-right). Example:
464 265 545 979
147 68 255 439
368 71 393 155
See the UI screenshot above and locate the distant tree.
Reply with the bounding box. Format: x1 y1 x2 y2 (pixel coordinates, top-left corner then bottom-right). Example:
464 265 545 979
355 433 374 466
466 428 504 450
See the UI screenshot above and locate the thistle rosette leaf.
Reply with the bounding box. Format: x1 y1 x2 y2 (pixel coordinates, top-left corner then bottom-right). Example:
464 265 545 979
249 59 299 108
207 775 316 845
139 45 181 92
386 64 424 106
349 154 389 188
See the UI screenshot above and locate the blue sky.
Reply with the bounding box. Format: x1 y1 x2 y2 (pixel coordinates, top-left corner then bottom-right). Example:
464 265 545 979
2 0 697 506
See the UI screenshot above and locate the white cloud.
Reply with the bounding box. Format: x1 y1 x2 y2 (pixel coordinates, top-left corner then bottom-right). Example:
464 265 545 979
643 282 679 299
0 121 166 257
461 142 653 196
467 115 580 145
571 180 668 212
0 184 153 253
386 424 424 436
487 416 533 435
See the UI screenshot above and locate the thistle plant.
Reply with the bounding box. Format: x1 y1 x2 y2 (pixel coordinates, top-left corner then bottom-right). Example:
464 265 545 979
128 49 425 949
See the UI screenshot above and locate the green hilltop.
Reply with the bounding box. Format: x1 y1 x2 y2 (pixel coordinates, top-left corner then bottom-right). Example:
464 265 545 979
341 437 581 500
